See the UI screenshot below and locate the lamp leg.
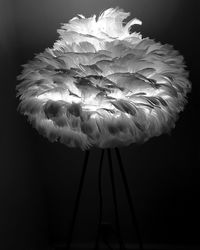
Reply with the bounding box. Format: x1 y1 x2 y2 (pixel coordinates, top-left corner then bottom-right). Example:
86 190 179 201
107 149 126 250
115 148 144 250
93 149 105 250
65 150 90 250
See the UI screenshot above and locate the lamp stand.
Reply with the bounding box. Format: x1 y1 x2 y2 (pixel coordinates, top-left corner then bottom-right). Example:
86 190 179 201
65 148 144 250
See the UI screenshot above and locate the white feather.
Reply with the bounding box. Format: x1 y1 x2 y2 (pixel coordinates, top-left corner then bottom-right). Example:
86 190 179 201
16 8 191 150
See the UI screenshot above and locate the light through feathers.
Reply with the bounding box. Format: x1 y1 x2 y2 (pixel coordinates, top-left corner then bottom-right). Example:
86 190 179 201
16 8 191 150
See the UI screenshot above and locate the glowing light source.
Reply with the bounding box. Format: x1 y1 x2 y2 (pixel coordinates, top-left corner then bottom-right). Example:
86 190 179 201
16 7 191 150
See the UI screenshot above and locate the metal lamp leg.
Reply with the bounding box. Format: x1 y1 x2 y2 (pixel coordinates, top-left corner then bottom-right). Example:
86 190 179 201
115 148 144 250
65 150 90 250
107 149 126 250
94 149 105 250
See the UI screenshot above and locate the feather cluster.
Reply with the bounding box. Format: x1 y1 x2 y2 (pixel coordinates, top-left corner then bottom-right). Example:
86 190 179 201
16 8 191 150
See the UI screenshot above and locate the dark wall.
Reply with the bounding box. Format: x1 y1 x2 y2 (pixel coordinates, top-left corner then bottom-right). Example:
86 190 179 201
0 0 199 249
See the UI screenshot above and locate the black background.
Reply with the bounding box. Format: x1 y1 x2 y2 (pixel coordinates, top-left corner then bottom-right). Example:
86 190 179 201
0 0 199 249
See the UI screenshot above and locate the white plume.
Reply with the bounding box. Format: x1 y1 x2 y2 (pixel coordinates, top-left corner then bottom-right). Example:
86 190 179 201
16 8 191 150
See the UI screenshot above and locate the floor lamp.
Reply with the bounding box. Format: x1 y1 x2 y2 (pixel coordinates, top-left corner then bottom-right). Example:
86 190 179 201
16 7 191 250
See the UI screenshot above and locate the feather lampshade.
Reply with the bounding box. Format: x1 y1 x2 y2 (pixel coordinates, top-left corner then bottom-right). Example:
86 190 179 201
16 8 191 150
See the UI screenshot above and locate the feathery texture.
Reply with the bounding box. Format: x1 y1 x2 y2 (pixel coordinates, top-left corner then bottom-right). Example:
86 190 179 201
16 7 191 150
